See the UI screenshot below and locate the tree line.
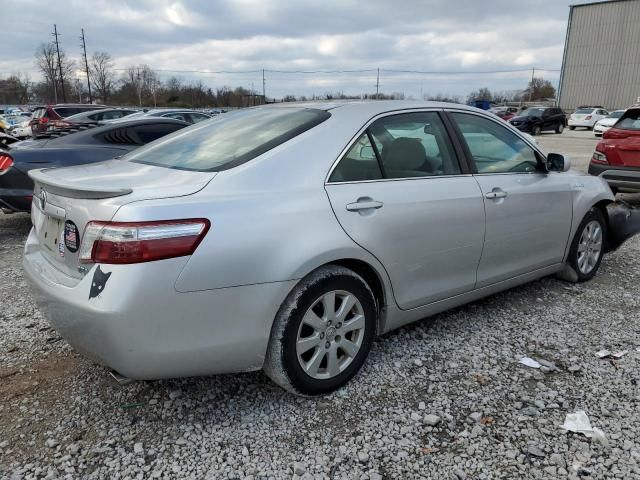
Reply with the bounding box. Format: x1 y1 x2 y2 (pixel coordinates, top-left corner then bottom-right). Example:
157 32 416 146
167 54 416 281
0 43 267 108
0 39 557 107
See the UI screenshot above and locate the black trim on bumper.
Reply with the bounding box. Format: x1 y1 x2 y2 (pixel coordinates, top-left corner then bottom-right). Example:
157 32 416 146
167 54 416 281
606 202 640 251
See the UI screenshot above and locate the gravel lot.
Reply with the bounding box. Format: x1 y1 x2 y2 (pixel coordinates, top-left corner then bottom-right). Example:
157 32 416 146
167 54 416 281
1 134 639 479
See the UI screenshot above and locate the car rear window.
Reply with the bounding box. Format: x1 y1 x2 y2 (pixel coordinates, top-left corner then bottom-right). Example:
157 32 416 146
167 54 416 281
616 109 640 131
575 108 593 114
126 107 331 171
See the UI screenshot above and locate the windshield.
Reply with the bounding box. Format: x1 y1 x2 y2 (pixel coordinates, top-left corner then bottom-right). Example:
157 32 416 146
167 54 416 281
616 110 640 131
520 108 545 118
609 110 625 118
127 107 331 171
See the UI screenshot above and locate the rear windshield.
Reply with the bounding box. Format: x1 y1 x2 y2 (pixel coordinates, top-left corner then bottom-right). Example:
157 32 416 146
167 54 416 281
575 108 594 114
616 110 640 131
127 107 331 171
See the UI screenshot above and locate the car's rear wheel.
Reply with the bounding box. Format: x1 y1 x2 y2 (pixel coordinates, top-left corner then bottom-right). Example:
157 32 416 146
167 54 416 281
555 123 564 134
567 208 606 282
264 265 376 395
569 126 575 130
531 125 541 136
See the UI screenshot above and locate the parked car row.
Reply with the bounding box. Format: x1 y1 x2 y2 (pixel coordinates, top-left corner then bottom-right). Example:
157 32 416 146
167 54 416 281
0 117 189 213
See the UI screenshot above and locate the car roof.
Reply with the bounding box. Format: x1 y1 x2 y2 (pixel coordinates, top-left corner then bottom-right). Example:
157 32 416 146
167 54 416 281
64 108 138 121
263 100 482 115
42 117 189 146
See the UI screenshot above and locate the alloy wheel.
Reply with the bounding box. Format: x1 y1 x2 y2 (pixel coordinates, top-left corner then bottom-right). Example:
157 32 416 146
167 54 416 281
577 220 603 274
295 290 366 380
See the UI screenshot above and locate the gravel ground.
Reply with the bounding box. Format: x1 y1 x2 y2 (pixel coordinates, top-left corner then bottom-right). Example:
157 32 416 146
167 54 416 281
1 202 639 477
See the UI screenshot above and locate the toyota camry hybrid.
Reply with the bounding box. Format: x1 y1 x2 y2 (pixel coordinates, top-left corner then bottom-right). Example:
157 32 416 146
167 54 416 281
23 101 639 395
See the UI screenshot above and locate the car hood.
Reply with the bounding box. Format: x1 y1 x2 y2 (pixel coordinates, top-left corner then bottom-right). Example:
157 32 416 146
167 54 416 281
510 116 537 122
597 118 618 127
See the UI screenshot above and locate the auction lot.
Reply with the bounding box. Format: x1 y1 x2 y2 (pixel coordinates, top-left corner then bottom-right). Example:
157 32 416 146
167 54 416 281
1 131 639 479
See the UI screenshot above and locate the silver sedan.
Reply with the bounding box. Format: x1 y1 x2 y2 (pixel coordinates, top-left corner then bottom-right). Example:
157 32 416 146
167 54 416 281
23 101 637 395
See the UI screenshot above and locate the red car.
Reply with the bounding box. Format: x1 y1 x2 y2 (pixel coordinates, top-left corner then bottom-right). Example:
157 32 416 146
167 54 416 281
589 107 640 193
29 104 106 136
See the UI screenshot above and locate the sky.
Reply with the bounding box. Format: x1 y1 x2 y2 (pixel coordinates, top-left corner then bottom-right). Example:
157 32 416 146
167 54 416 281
0 0 587 100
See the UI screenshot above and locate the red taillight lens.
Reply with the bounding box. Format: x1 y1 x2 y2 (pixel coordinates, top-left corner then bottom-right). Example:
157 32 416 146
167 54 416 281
0 154 13 172
38 117 49 124
585 115 592 120
79 219 210 264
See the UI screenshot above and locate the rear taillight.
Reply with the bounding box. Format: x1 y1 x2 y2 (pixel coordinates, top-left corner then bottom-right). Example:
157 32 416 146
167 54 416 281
38 117 49 124
0 153 13 173
79 219 210 264
585 115 592 120
591 151 608 165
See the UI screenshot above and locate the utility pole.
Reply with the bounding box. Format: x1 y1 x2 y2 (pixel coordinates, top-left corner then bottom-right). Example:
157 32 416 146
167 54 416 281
136 67 142 107
528 67 535 103
375 68 380 99
52 24 67 102
262 69 266 104
80 28 92 103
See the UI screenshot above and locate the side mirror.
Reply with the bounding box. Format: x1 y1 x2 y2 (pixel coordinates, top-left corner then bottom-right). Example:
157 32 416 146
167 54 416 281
547 153 571 172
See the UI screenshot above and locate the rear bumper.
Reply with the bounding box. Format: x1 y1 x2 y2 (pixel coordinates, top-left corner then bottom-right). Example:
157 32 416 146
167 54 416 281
568 119 594 127
22 227 296 379
607 202 640 251
588 163 640 191
0 188 32 212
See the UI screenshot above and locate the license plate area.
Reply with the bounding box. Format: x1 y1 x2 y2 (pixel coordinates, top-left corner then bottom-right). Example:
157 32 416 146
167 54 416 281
41 215 65 257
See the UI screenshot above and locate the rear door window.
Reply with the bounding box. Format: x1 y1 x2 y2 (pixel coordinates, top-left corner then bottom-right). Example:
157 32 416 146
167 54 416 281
127 108 330 171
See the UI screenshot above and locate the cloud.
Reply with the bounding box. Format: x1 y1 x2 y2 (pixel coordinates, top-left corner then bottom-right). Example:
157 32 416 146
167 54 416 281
0 0 576 98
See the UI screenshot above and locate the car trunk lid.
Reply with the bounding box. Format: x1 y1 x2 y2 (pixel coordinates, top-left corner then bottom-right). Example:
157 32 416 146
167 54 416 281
29 159 216 279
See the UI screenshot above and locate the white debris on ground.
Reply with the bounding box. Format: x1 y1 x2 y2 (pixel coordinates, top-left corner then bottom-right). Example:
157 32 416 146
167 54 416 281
1 207 640 479
560 411 609 447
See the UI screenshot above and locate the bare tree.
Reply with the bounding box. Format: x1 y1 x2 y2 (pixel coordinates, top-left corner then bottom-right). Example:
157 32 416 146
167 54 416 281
90 52 115 103
35 43 59 102
34 42 75 103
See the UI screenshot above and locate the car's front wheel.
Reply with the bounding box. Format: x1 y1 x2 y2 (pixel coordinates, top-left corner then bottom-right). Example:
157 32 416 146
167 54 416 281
531 124 541 135
567 208 606 282
264 265 377 395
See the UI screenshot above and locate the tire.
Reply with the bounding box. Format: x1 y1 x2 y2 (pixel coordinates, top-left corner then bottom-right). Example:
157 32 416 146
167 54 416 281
263 265 377 395
569 126 575 130
566 208 607 282
555 123 564 134
587 126 593 131
531 125 541 136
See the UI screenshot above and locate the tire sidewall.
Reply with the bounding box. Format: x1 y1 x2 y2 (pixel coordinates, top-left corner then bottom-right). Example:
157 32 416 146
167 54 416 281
569 208 607 282
280 273 376 395
532 124 541 135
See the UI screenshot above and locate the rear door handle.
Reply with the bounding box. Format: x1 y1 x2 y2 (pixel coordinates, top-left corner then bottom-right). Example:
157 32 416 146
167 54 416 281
485 190 508 199
346 199 384 211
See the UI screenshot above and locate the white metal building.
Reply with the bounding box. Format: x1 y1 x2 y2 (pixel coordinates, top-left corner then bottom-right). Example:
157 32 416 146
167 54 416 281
558 0 640 111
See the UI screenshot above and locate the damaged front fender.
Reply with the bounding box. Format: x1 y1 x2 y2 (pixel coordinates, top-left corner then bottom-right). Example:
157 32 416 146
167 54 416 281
607 201 640 252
